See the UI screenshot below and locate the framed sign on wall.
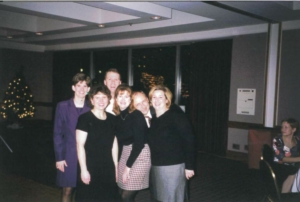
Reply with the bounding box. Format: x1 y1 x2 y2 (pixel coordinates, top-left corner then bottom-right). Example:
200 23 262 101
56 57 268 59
237 88 256 115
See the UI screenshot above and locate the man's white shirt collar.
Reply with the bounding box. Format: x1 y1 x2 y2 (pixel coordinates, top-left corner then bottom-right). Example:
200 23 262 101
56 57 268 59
145 110 151 128
106 98 115 115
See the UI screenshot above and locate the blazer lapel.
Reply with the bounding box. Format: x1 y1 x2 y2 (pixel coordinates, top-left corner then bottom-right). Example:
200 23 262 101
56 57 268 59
68 98 78 118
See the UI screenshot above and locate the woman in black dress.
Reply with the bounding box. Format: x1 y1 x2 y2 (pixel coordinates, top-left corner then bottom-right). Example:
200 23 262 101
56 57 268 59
76 84 119 202
113 84 151 202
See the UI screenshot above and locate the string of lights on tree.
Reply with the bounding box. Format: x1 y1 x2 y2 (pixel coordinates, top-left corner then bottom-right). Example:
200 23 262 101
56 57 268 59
140 72 164 89
0 69 35 120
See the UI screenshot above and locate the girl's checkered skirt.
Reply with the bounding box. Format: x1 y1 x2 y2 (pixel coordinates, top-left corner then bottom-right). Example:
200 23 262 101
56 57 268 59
117 144 151 190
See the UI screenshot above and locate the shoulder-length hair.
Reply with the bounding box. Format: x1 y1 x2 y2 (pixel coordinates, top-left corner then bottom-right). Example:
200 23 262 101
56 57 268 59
148 84 172 108
113 83 132 115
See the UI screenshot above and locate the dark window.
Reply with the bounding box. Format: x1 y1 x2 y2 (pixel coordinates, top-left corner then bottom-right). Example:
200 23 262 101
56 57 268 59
53 50 90 103
93 49 128 85
132 46 176 96
180 45 192 114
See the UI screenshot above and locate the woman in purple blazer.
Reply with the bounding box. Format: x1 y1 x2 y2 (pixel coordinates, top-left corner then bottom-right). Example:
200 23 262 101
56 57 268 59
53 73 91 202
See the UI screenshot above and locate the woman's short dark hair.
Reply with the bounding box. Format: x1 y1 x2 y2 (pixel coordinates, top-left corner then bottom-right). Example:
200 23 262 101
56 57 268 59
88 84 111 108
281 118 299 134
72 73 91 86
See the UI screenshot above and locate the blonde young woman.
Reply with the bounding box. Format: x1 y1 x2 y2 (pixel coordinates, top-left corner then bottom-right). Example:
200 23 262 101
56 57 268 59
148 84 195 202
113 84 151 202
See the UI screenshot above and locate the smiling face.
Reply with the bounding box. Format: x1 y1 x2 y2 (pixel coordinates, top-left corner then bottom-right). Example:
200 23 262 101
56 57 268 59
72 81 90 99
132 92 150 115
104 72 121 96
116 90 131 111
90 92 109 110
151 90 168 111
281 121 296 136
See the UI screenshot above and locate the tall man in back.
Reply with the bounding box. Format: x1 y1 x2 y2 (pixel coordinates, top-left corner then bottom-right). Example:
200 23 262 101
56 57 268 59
104 68 121 115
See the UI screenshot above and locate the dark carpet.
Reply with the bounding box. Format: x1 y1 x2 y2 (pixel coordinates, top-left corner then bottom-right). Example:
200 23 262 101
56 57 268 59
0 120 267 202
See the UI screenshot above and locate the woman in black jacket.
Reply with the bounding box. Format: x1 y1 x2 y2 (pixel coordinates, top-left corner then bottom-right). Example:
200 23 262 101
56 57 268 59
148 84 195 202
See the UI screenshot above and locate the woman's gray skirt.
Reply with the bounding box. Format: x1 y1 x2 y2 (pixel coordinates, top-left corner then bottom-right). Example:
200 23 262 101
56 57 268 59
150 163 186 202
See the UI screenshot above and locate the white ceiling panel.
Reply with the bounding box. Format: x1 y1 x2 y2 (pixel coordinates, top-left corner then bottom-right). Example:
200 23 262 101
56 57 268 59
1 1 300 52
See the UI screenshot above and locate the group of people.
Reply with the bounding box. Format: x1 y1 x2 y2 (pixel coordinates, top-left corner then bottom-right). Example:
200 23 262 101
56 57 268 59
53 69 195 202
272 118 300 193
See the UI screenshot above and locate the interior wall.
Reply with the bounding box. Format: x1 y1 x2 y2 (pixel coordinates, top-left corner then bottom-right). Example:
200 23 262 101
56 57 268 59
277 28 300 125
229 33 268 124
227 33 268 152
0 48 53 121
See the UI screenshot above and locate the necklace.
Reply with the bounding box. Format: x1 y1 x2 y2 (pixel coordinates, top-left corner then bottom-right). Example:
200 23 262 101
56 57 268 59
120 114 128 120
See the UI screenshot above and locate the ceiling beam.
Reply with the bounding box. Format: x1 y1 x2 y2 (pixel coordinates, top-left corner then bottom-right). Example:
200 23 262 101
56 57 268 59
1 10 87 33
45 24 268 51
0 2 139 25
24 9 213 43
207 1 278 23
0 40 45 52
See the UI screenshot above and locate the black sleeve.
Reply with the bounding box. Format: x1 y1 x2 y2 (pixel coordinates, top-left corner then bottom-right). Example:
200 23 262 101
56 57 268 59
170 104 184 114
108 113 118 133
76 113 89 132
126 110 147 168
175 113 195 170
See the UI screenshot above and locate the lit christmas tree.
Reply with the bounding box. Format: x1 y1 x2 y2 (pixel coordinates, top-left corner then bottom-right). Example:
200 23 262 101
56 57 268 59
0 66 35 127
140 72 164 90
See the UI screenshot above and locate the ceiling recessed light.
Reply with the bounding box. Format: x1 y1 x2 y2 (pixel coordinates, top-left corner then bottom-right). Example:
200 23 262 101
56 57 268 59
7 36 13 39
98 24 105 28
36 32 43 36
151 16 161 20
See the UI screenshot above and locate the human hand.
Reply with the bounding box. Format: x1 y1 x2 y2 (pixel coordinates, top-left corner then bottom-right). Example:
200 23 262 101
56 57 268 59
81 170 91 185
56 160 67 172
122 167 131 183
185 169 194 180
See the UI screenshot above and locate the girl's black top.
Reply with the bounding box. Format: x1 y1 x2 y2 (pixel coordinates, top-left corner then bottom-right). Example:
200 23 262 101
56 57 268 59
148 108 195 170
116 107 148 168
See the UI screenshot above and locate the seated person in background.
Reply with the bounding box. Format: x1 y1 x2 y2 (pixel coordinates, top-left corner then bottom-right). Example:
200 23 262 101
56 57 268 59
273 118 300 193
